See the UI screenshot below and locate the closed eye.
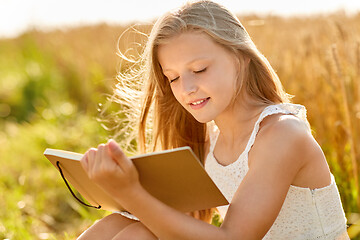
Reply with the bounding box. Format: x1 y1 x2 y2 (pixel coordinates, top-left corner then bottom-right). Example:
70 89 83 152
194 68 207 74
169 67 206 84
169 76 179 84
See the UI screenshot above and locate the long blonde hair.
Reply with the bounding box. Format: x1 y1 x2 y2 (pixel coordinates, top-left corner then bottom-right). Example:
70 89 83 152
111 0 291 223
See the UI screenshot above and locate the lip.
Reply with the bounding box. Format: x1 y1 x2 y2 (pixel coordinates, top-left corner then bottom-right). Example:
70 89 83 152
188 97 210 110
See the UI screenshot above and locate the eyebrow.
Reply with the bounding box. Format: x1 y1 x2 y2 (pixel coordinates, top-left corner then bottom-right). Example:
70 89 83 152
161 57 211 73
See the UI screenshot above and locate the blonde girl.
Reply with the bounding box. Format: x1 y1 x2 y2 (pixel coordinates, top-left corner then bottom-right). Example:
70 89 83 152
78 1 349 239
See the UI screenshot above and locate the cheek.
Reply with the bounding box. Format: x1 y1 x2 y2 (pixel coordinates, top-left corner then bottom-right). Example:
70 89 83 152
170 85 185 106
212 73 237 103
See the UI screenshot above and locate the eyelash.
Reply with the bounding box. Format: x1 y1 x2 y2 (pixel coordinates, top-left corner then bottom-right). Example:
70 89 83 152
169 68 207 84
170 77 179 84
194 68 207 74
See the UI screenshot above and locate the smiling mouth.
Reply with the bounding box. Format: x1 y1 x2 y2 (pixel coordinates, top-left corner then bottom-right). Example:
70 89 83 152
191 99 205 105
190 98 209 106
189 97 210 107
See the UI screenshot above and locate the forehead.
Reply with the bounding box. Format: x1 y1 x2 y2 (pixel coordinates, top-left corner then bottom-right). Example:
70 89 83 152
157 32 227 68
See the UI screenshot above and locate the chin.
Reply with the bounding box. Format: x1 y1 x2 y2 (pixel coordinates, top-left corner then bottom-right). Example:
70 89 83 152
192 114 213 124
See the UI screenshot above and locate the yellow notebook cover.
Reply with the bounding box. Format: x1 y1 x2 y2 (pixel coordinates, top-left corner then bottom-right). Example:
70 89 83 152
44 146 229 212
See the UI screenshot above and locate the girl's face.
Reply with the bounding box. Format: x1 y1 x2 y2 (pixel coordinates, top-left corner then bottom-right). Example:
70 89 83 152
157 32 239 123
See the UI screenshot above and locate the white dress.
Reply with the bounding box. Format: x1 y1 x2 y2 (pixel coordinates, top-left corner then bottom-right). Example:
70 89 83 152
205 103 349 239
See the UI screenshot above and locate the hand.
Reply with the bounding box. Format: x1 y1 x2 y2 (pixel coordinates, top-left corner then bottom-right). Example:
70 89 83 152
80 139 141 201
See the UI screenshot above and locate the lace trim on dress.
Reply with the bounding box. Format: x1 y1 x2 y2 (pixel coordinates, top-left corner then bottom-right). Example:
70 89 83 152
113 211 140 221
207 103 308 169
244 103 308 157
205 103 348 239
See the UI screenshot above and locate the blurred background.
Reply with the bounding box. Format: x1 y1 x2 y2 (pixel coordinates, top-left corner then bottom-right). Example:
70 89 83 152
0 0 360 239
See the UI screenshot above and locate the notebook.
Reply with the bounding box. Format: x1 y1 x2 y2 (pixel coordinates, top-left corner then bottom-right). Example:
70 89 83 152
44 146 228 212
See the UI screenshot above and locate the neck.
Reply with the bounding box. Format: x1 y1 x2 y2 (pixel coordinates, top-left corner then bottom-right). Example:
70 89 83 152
214 97 267 147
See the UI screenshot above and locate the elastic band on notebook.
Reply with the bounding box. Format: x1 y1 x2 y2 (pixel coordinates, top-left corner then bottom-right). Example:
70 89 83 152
56 161 101 209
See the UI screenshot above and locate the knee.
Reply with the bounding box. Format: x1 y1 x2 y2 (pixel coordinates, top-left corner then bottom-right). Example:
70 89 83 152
103 213 135 226
77 213 136 240
112 222 158 240
94 213 136 230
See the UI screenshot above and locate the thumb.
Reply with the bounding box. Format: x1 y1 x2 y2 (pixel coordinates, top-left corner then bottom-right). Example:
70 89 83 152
108 140 130 169
108 139 123 158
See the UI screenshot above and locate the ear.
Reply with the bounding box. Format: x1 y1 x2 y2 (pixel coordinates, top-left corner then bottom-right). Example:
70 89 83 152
240 54 251 67
233 52 250 74
232 53 250 100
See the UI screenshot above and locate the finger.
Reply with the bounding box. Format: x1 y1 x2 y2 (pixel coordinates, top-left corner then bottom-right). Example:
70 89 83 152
108 139 132 170
87 148 98 176
105 144 126 173
80 152 89 172
101 143 112 165
96 144 106 170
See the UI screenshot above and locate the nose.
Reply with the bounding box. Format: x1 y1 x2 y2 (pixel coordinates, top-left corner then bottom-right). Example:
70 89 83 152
181 73 198 95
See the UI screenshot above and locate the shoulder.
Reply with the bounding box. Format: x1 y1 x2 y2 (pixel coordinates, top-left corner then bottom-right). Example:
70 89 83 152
249 113 316 174
225 114 319 238
260 113 312 146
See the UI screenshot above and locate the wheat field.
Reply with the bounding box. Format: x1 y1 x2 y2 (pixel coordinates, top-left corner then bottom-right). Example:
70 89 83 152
0 12 359 239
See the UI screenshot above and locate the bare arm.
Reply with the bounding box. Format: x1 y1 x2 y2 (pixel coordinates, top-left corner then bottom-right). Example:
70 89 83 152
81 117 320 239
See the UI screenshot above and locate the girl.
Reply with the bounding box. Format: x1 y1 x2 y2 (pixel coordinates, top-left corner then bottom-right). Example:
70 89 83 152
78 1 349 239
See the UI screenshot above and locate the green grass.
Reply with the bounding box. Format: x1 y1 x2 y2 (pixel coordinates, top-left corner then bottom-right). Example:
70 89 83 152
1 13 360 238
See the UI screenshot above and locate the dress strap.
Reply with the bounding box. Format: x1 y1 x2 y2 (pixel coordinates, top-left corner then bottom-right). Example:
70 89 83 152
242 103 308 156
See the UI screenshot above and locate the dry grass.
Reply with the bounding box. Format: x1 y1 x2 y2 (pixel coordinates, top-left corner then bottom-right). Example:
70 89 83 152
0 11 359 239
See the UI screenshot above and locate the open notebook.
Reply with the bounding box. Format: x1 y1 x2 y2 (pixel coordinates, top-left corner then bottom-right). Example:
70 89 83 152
44 146 228 212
